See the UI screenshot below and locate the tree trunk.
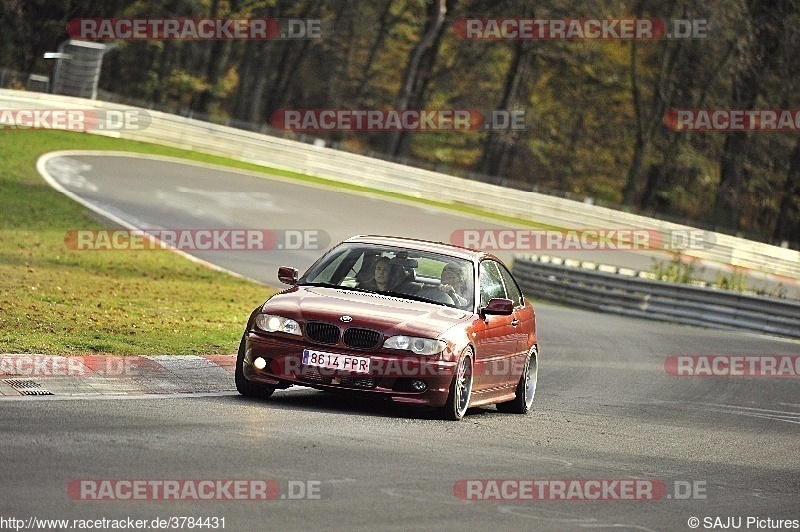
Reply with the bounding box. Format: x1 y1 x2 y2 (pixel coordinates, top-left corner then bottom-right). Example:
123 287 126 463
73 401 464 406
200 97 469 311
384 0 449 159
354 0 397 104
475 39 528 179
711 0 786 229
642 39 736 211
194 40 231 114
262 1 320 119
232 40 257 121
246 41 274 123
621 0 680 207
772 138 800 247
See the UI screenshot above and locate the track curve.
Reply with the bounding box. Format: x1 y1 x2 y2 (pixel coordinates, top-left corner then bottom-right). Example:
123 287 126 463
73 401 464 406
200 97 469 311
0 151 795 531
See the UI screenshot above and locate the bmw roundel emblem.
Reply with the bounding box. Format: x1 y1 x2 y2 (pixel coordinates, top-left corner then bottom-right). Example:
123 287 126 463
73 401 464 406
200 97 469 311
340 315 353 323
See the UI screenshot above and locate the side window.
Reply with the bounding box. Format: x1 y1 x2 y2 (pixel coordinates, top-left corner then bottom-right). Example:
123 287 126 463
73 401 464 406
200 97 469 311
311 248 361 285
479 260 506 306
339 252 365 287
497 262 523 307
310 248 350 282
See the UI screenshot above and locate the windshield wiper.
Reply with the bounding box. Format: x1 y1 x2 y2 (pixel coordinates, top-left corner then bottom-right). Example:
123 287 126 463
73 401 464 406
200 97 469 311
378 290 457 308
299 282 370 292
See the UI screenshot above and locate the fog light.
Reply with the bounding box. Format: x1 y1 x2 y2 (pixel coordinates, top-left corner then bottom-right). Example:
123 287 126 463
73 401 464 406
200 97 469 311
410 379 427 392
253 357 267 370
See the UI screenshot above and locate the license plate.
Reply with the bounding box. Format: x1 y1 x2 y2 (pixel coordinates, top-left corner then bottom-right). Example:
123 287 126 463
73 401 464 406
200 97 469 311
302 349 370 374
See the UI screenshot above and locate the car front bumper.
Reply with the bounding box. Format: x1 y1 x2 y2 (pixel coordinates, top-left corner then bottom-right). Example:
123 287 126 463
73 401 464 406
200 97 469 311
242 332 458 408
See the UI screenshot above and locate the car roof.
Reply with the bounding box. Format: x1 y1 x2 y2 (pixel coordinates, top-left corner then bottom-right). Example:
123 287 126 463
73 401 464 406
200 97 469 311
343 235 492 262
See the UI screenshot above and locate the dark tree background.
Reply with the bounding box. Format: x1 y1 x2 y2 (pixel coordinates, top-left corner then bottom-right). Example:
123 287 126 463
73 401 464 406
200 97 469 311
1 0 798 247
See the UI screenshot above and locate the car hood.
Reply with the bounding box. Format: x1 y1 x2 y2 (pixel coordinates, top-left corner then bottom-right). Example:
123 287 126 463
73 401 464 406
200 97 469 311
262 286 471 338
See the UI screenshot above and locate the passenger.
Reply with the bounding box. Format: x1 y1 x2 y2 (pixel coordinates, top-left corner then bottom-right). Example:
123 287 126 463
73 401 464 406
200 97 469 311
439 262 472 308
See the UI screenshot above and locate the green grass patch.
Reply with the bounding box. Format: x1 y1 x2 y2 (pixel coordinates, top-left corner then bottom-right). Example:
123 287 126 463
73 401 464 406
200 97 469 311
0 130 274 355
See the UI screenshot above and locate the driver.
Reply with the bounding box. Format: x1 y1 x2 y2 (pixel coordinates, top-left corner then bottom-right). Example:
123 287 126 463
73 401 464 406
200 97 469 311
358 256 393 291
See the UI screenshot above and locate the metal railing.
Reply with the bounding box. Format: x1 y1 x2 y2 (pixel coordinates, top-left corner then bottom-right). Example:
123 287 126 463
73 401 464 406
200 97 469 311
512 255 800 339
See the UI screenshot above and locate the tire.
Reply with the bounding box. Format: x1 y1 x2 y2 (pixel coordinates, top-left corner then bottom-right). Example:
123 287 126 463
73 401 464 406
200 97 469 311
440 348 474 421
235 333 275 398
496 345 538 414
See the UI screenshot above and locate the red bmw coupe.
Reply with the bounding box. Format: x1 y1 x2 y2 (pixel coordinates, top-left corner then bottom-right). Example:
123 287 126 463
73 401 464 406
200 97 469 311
236 235 538 420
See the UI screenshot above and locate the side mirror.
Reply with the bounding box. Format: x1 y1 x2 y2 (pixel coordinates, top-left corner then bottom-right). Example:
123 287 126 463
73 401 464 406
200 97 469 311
479 297 514 318
277 266 298 285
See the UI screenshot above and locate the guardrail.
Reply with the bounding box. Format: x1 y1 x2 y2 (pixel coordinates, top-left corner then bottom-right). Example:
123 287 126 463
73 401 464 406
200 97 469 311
1 88 798 283
512 255 800 339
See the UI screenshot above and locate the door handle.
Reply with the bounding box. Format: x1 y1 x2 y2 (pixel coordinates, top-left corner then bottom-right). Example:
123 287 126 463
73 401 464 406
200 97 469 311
511 319 519 327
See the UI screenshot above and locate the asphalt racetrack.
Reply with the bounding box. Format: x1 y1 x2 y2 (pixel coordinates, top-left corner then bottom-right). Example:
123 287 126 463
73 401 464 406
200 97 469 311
39 152 679 282
0 152 797 531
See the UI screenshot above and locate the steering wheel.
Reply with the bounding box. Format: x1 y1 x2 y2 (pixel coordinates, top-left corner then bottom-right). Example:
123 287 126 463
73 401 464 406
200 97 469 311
416 287 456 306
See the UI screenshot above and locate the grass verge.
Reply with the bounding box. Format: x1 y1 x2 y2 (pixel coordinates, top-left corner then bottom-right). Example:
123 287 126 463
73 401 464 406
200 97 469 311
0 130 276 355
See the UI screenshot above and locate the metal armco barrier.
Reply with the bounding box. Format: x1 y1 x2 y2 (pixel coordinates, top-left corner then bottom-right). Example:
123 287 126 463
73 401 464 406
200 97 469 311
512 256 800 339
1 89 798 283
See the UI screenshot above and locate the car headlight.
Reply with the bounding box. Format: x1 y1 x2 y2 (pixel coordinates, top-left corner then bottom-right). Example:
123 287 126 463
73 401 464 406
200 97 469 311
383 335 446 355
255 314 301 336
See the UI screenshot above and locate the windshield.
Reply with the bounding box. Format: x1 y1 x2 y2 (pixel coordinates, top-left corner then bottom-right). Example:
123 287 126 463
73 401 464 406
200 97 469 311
300 243 474 310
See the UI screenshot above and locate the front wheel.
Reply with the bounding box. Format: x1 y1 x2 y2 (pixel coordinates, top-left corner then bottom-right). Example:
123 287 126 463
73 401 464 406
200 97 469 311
235 333 275 398
440 348 473 421
496 345 538 414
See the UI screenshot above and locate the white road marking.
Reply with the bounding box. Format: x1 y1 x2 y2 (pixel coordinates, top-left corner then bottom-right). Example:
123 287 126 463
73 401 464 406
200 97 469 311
45 157 98 192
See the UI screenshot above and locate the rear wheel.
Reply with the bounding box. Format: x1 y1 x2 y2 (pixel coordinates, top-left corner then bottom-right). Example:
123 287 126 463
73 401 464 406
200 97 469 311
496 345 538 414
235 334 275 398
440 348 473 421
